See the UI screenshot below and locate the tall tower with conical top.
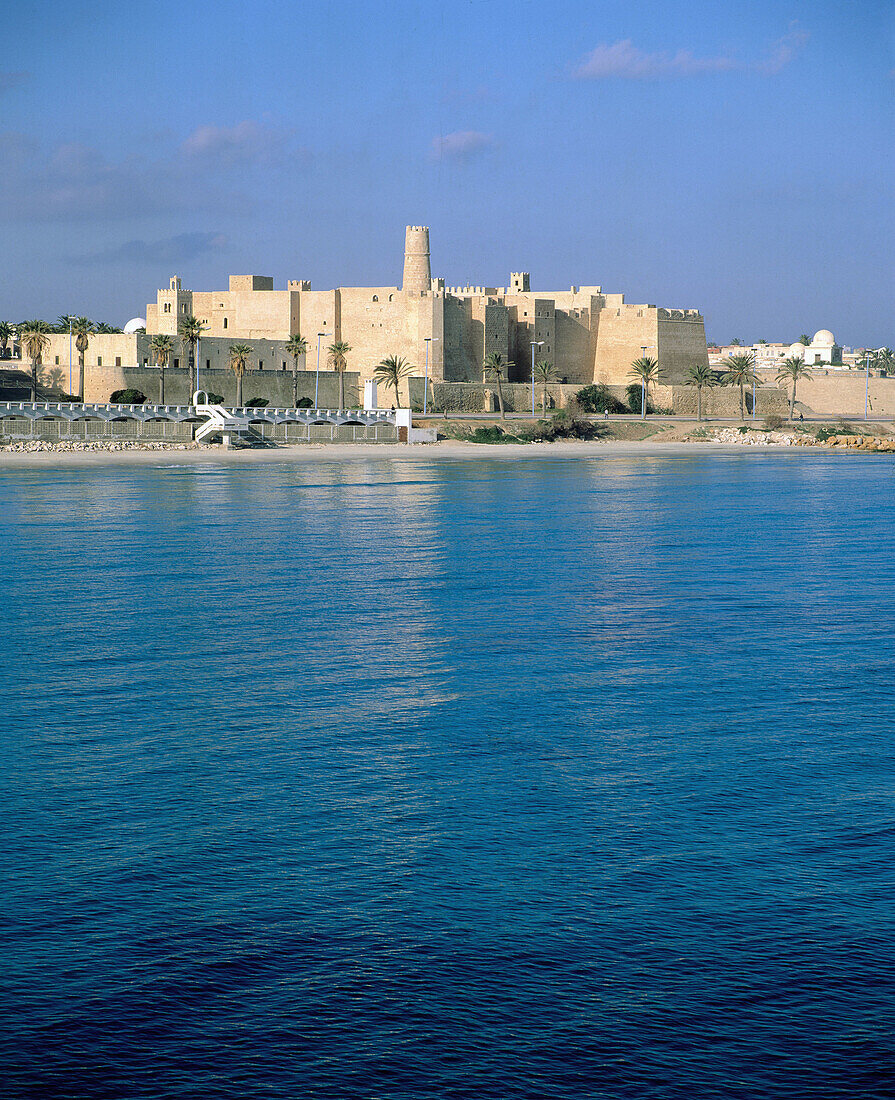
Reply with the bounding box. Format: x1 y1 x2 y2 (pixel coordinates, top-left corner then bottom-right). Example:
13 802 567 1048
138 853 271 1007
402 225 431 294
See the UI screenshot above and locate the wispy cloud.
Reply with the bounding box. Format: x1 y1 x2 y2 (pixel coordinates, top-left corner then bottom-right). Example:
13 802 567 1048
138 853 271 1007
0 71 29 93
431 130 494 164
572 26 809 80
573 40 735 80
0 120 309 222
75 232 229 266
180 120 292 169
756 26 810 76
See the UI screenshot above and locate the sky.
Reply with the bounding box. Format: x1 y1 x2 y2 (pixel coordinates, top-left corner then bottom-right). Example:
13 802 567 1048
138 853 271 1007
1 0 893 345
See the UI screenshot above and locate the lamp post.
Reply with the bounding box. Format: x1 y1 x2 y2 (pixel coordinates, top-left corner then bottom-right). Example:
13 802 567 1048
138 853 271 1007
865 351 872 421
423 336 439 415
530 340 544 416
315 331 330 409
640 345 648 419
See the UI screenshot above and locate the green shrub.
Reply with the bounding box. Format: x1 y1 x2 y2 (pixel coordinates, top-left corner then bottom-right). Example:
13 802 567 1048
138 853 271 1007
626 383 653 414
763 413 784 430
205 391 224 404
469 425 520 443
246 397 268 408
576 383 626 414
296 397 314 408
110 388 146 405
815 426 838 442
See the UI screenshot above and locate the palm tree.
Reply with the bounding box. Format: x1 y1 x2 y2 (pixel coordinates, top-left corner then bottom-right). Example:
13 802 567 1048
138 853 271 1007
777 356 813 420
872 347 894 374
228 343 252 407
374 354 413 408
71 317 94 401
683 363 719 421
178 314 206 401
327 340 352 409
285 333 309 407
533 359 557 413
20 321 52 400
483 352 512 419
150 334 172 403
723 352 759 418
55 314 78 334
628 356 661 417
798 334 810 346
94 322 122 334
0 321 11 359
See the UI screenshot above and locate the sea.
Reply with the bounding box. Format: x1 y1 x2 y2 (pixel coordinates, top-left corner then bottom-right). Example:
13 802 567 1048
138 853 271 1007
2 448 894 1099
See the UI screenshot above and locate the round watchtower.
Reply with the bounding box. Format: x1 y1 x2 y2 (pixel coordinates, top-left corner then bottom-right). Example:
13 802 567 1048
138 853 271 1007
402 226 431 294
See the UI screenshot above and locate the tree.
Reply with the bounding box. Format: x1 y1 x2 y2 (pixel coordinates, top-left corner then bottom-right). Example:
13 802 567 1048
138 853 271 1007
55 314 77 333
777 356 813 420
0 321 11 359
374 354 413 408
285 333 309 408
798 334 810 345
150 334 172 403
872 347 894 374
533 359 557 412
94 322 122 334
483 352 512 419
628 356 661 417
684 363 719 421
228 343 253 407
757 338 767 345
723 352 759 419
177 314 206 401
71 317 94 402
327 340 352 408
20 321 51 400
730 338 742 346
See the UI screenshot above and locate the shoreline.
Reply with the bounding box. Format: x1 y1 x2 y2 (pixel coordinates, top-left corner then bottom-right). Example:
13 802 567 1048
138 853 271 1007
0 437 859 468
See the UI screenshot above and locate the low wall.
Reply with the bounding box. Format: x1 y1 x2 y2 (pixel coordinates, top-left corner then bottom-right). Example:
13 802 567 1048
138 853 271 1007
409 379 584 414
39 364 361 407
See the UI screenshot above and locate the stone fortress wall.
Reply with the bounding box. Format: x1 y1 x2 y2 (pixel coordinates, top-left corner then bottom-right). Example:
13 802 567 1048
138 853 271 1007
138 226 708 390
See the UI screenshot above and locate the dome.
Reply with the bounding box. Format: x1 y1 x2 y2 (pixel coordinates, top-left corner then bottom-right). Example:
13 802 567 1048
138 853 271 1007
124 317 146 334
788 342 805 358
812 329 835 346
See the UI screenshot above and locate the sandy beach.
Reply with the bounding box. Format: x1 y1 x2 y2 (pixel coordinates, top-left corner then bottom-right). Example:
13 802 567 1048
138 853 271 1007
0 438 854 468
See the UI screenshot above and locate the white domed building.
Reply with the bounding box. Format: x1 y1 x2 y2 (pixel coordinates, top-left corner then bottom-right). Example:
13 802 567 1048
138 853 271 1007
123 317 147 334
802 329 842 366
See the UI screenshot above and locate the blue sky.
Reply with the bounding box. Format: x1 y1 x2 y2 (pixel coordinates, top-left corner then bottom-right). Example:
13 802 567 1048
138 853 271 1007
2 0 893 345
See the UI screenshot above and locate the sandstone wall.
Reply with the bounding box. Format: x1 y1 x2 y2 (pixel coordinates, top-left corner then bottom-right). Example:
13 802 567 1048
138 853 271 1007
44 365 357 407
656 316 710 384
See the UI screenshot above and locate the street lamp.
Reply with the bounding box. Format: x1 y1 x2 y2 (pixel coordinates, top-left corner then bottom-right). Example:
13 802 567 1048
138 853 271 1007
640 345 648 419
315 331 330 409
423 336 439 415
865 350 873 421
530 341 544 416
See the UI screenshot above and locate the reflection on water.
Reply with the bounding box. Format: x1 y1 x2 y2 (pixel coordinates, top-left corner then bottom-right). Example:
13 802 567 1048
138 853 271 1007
2 451 895 1099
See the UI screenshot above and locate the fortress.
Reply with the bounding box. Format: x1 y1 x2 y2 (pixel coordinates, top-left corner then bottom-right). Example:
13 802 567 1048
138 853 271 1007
30 226 709 406
143 226 708 387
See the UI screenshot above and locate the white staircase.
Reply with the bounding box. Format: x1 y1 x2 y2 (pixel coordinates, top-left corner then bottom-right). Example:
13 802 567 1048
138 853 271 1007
193 398 256 446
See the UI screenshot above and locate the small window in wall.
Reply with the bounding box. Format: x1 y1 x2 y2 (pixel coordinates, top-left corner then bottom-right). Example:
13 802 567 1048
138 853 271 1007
173 358 179 368
143 358 148 366
372 295 379 302
97 356 102 366
181 304 187 312
206 360 210 369
115 356 121 367
223 317 228 329
259 360 263 370
282 362 286 370
388 294 393 302
54 355 59 365
164 303 171 313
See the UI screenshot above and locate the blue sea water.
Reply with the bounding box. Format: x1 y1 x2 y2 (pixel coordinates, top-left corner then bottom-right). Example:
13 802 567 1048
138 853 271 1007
1 448 894 1100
